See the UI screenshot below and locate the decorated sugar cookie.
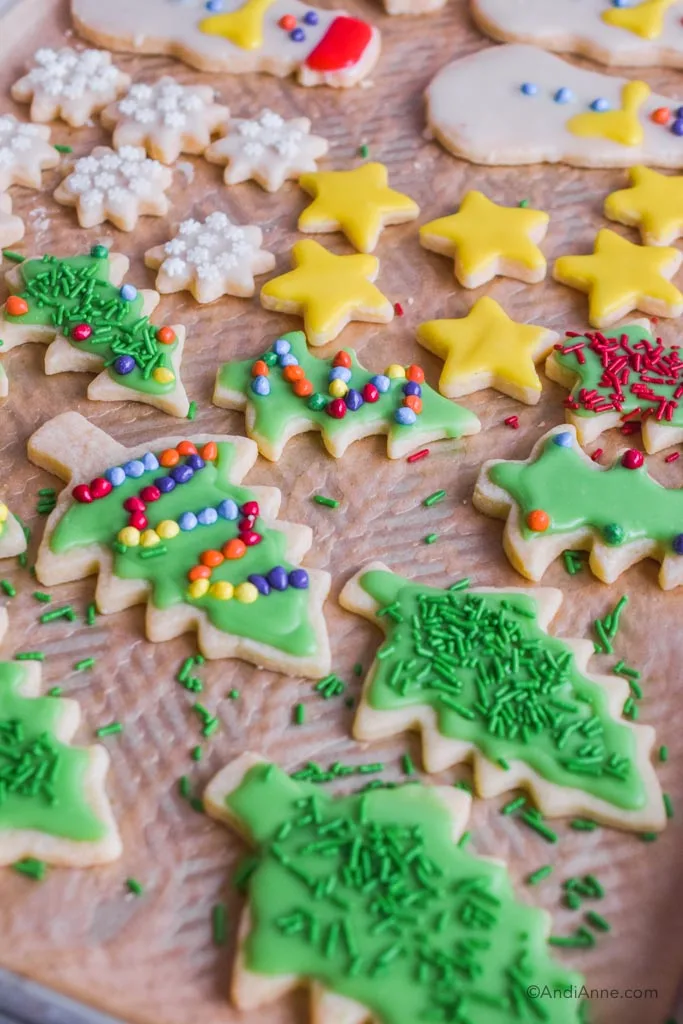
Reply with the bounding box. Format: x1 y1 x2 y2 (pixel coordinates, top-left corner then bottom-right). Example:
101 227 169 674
471 0 683 69
604 165 683 244
71 0 380 88
205 109 328 192
54 146 172 231
0 115 59 191
29 412 331 677
214 331 480 460
417 297 558 404
384 0 446 14
298 163 420 253
144 212 275 304
427 44 683 168
553 228 683 327
0 607 121 868
260 240 393 346
340 563 665 831
11 47 130 128
546 319 683 452
0 502 27 559
204 753 585 1024
474 424 683 590
0 194 24 250
420 192 549 287
0 246 189 417
101 78 229 164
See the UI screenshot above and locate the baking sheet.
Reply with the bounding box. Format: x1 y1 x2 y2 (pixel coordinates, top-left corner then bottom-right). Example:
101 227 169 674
0 1 682 1022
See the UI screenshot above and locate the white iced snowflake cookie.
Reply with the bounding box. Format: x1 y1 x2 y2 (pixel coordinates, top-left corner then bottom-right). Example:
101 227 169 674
427 43 683 168
472 0 683 69
144 212 276 304
11 47 131 128
71 0 379 88
0 195 24 249
205 108 328 192
384 0 445 13
0 115 60 192
101 77 229 165
54 145 173 231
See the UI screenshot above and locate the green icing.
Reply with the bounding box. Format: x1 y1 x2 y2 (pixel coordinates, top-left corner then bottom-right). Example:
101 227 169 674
50 442 317 658
0 661 105 841
226 763 584 1024
490 432 683 550
4 253 178 396
217 331 480 454
555 323 683 424
358 569 644 812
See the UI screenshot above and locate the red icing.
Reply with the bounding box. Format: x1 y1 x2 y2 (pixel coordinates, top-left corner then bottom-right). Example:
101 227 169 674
305 16 372 73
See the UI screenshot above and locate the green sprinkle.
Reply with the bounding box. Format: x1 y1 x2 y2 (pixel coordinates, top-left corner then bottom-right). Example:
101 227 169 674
191 745 203 761
549 926 595 949
358 143 369 158
401 753 415 775
15 651 45 661
40 604 75 624
86 603 97 626
74 657 95 671
353 662 362 676
294 702 305 725
190 796 204 814
518 198 530 208
12 857 47 880
47 687 62 697
202 716 219 737
664 792 674 818
32 591 52 603
315 674 346 699
501 795 526 815
585 910 610 932
527 865 553 885
521 810 558 844
424 533 438 544
639 831 658 842
423 489 446 507
113 541 127 555
229 688 240 700
187 400 197 420
314 495 340 508
1 580 16 597
18 553 27 568
140 545 168 559
570 818 598 831
497 758 510 770
2 250 25 263
212 903 227 945
457 830 471 848
54 144 73 153
96 722 123 737
179 776 191 799
178 656 195 683
38 488 56 497
449 577 471 591
126 878 144 896
660 745 669 762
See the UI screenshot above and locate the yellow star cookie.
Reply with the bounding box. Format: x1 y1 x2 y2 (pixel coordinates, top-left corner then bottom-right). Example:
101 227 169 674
605 166 683 246
553 228 683 328
419 191 549 289
260 240 393 346
417 297 558 404
298 163 419 253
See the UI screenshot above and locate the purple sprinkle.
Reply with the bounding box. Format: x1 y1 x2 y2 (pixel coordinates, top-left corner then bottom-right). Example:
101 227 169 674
345 388 363 411
403 381 421 397
248 574 271 595
267 565 289 591
671 119 683 136
303 9 318 23
673 533 683 555
114 354 136 375
155 476 176 494
171 464 194 484
185 454 205 471
290 27 305 41
289 569 309 589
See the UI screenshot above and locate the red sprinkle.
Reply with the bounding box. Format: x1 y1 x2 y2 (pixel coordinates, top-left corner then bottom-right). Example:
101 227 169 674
591 448 603 462
124 496 146 513
327 398 347 419
140 485 161 503
504 416 520 429
71 323 92 342
242 501 259 518
128 511 147 531
89 477 112 499
363 382 379 403
407 448 430 464
72 483 93 504
621 448 644 469
666 452 680 463
394 302 405 317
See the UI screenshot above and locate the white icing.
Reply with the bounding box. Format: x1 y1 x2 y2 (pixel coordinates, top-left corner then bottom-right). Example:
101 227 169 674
23 47 121 100
160 213 256 278
116 78 214 129
0 116 51 181
64 145 168 204
234 108 305 158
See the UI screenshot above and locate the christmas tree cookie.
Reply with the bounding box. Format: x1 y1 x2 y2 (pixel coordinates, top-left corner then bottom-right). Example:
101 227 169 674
474 424 683 590
28 412 331 678
213 331 481 460
0 246 189 417
204 753 586 1024
340 563 665 831
0 501 27 560
546 319 683 452
0 607 121 867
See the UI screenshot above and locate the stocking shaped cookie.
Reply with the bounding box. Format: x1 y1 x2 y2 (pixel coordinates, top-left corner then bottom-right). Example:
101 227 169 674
204 753 586 1024
340 563 665 832
427 43 683 168
0 246 189 417
472 0 683 68
474 424 683 589
0 608 121 868
72 0 380 88
29 412 331 678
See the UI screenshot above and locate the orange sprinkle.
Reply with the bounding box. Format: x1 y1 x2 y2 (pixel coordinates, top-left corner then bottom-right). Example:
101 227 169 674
201 441 218 461
651 107 671 125
283 364 305 383
201 549 224 568
222 538 246 560
279 12 296 28
251 360 268 377
176 440 198 456
160 448 180 467
527 509 550 533
404 395 422 414
188 564 212 581
333 351 352 369
406 364 425 384
5 295 28 317
157 326 176 345
293 379 314 397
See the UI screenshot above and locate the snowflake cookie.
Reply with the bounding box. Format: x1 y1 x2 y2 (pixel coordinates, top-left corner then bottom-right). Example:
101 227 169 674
53 145 172 231
340 563 665 832
0 115 59 192
205 109 328 192
203 753 586 1024
29 412 331 678
144 212 275 304
0 194 24 250
101 77 229 165
11 47 131 128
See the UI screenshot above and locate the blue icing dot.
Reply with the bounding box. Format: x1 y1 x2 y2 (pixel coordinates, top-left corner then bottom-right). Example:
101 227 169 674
520 83 537 96
179 512 198 531
395 407 417 426
123 460 145 478
590 98 610 112
273 337 291 356
329 366 352 382
197 507 218 526
279 353 298 367
119 283 138 302
554 87 574 105
106 466 126 487
371 374 390 393
553 431 574 448
142 452 159 472
218 499 239 520
251 375 270 396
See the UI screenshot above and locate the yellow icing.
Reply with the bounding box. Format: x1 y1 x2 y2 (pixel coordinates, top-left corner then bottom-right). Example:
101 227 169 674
567 81 650 148
602 0 680 40
260 240 392 344
416 296 553 400
298 164 419 254
605 165 683 244
419 191 548 284
553 228 683 327
199 0 277 50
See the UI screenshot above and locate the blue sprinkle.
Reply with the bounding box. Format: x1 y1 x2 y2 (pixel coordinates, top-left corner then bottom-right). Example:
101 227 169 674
205 0 223 9
279 353 298 367
185 454 205 471
248 574 271 595
673 534 683 555
171 464 194 484
267 566 289 591
520 82 537 96
123 460 145 478
251 375 270 396
677 106 683 118
345 388 364 411
553 431 574 448
290 27 305 41
611 0 630 6
273 337 291 356
142 452 159 472
156 476 176 494
371 374 391 393
554 87 574 105
403 381 421 397
114 354 135 376
179 512 198 531
590 98 610 112
671 119 683 136
289 569 309 589
303 10 318 23
105 466 126 487
197 507 218 526
329 366 352 382
119 283 138 302
218 499 239 520
395 407 417 426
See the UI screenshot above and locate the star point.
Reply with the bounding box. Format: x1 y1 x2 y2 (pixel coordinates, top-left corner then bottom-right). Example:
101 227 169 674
419 191 549 288
298 162 419 253
553 228 683 328
605 165 683 246
417 296 558 404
